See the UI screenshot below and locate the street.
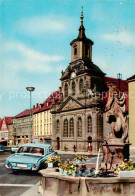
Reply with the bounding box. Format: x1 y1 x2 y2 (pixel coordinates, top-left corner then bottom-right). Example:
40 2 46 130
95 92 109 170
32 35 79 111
0 152 40 196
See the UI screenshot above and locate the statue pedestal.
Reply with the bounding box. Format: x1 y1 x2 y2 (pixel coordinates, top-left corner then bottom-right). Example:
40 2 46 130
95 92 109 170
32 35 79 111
102 139 130 169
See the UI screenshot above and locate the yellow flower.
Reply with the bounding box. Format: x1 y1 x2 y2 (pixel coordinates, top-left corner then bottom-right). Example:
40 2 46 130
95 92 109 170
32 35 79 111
115 170 118 175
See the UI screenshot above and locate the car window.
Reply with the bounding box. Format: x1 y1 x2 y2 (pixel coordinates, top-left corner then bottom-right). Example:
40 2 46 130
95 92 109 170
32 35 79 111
17 146 44 155
31 147 44 155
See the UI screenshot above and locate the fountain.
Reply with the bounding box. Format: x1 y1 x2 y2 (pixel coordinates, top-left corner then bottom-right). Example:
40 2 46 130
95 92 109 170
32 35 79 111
38 81 135 196
102 81 130 171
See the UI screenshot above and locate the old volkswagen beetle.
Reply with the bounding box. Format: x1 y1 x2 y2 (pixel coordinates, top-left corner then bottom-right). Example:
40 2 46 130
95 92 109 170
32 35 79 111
5 143 56 174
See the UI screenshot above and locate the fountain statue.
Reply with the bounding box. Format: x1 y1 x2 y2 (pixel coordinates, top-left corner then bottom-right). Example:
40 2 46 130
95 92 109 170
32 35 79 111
102 81 130 170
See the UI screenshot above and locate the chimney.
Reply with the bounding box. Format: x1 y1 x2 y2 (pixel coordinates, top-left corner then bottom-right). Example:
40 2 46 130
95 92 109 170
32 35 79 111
33 105 35 109
36 103 39 108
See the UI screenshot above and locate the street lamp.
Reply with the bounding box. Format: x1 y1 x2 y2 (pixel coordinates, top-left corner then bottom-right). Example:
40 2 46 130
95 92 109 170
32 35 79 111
117 73 122 90
26 87 35 143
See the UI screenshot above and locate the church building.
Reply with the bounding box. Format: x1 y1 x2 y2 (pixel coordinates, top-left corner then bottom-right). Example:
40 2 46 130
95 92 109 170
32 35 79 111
51 11 106 152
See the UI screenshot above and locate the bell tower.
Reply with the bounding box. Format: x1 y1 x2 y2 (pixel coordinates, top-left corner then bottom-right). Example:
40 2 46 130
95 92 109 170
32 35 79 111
70 8 94 63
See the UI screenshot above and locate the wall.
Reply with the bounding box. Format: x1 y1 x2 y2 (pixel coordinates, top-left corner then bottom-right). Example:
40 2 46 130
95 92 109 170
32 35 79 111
33 109 52 141
128 81 135 146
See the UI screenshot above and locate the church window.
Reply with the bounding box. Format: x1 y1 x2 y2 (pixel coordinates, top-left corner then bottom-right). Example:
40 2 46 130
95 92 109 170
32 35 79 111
79 79 84 94
77 117 82 137
69 118 74 137
64 83 68 97
85 46 89 57
72 81 76 95
63 119 68 137
56 120 60 133
88 116 92 133
74 47 77 55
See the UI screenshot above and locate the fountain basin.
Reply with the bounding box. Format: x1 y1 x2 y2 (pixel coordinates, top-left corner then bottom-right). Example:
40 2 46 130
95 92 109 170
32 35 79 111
38 168 135 196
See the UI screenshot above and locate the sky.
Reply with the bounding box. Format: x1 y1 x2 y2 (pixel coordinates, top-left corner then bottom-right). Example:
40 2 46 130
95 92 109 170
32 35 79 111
0 0 135 118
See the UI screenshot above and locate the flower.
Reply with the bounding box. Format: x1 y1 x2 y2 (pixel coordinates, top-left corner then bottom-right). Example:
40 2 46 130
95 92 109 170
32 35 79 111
58 160 79 176
74 155 88 162
115 159 135 175
46 155 61 163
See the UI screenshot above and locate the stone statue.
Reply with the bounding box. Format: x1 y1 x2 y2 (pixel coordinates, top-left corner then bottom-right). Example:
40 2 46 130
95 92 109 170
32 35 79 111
105 82 128 143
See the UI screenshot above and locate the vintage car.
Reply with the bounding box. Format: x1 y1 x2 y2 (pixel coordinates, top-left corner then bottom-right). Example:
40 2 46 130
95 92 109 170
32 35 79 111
0 144 4 152
11 146 19 153
5 143 56 174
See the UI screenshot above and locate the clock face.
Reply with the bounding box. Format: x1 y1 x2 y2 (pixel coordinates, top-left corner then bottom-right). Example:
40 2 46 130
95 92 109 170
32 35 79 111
71 72 76 79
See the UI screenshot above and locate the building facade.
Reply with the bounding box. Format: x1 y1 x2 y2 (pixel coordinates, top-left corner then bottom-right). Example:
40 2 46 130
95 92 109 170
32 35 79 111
51 11 105 152
33 90 61 144
13 108 38 145
127 75 135 146
0 117 13 146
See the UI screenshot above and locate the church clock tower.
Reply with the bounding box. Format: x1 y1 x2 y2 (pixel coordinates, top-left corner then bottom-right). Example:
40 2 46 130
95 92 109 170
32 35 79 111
51 10 105 153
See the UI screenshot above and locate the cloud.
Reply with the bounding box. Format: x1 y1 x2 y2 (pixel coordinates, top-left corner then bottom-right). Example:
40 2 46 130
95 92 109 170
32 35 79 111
102 30 135 46
16 15 77 36
0 39 64 73
0 38 64 90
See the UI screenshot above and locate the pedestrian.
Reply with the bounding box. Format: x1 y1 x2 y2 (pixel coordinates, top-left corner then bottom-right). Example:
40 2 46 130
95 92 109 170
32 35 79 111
73 145 76 152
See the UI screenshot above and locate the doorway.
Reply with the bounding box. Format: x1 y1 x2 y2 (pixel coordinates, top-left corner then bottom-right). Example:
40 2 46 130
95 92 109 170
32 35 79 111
57 137 60 150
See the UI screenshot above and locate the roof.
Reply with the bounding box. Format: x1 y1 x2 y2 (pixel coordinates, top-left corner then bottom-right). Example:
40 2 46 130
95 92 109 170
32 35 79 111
20 143 52 148
0 117 13 130
103 76 128 111
70 11 94 46
15 89 62 117
127 75 135 82
15 107 39 118
0 119 3 130
33 89 61 114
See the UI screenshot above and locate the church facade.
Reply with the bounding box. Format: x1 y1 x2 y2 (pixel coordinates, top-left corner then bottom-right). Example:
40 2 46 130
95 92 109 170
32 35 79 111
51 11 106 152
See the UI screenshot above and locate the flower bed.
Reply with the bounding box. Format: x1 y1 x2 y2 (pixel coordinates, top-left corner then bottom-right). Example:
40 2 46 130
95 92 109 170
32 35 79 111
46 155 61 168
115 159 135 177
74 155 88 163
58 160 79 176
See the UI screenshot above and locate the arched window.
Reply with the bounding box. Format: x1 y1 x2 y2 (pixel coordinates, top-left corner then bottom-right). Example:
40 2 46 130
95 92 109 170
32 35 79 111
77 117 82 137
64 83 68 98
88 116 92 133
72 81 76 95
79 79 83 94
85 46 89 57
74 47 77 55
56 120 60 133
63 119 68 137
69 118 74 137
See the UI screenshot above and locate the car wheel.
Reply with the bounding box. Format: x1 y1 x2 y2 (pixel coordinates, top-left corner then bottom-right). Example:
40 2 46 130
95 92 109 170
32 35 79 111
12 170 19 175
40 163 48 170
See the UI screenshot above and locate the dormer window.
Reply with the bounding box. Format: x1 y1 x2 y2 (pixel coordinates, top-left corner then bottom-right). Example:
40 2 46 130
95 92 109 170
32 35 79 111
74 47 77 55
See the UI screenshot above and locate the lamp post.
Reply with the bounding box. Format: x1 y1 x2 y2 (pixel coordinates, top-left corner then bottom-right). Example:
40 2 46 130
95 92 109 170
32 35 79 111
117 73 122 90
26 87 35 143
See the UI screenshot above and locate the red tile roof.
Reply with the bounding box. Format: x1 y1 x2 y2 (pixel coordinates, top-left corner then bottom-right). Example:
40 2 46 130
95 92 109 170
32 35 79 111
0 119 3 130
127 75 135 81
0 117 13 130
103 76 128 111
15 107 39 118
33 89 62 114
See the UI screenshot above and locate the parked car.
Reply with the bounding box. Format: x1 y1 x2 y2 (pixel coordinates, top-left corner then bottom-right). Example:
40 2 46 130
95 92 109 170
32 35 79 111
11 146 19 153
5 143 56 174
0 144 4 152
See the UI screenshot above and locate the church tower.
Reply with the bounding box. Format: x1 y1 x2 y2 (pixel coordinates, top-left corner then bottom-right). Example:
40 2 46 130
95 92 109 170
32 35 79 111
61 10 105 101
51 10 105 153
70 9 93 63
